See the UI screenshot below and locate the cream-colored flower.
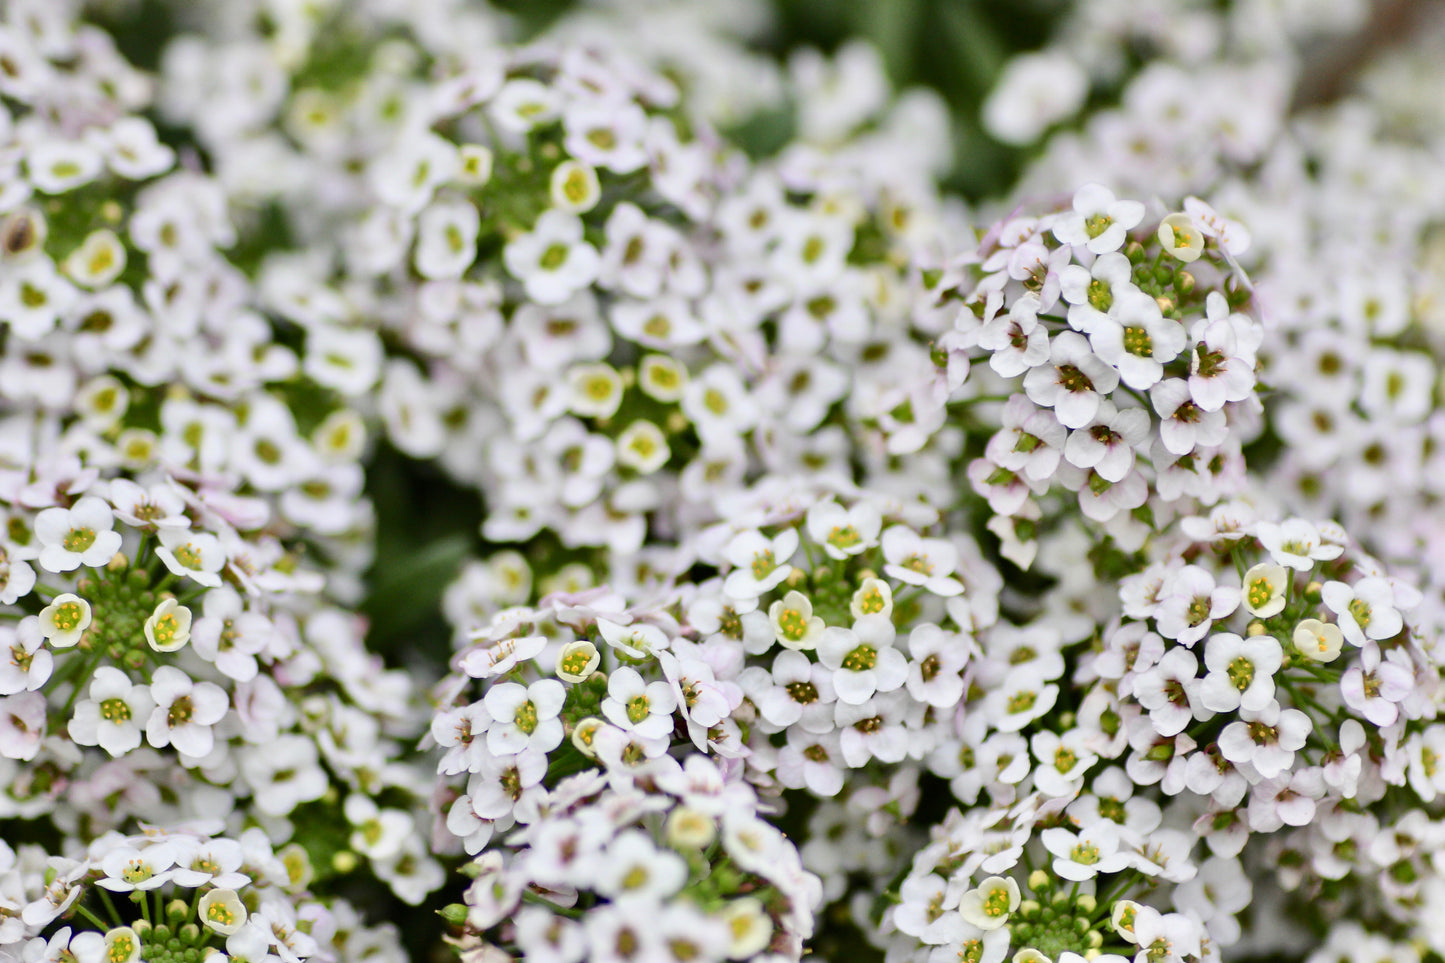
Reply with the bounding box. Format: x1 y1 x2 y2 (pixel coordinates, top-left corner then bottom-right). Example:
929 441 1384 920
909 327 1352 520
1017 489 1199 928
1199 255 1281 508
199 888 247 935
38 594 92 648
1293 618 1343 663
144 598 193 653
1158 213 1204 262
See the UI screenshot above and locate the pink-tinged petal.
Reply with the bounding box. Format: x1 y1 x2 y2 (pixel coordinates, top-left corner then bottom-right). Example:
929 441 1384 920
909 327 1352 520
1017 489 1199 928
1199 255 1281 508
1276 794 1315 826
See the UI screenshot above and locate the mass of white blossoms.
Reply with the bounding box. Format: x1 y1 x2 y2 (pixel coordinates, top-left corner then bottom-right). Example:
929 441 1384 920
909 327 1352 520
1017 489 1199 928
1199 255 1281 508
4 0 1445 961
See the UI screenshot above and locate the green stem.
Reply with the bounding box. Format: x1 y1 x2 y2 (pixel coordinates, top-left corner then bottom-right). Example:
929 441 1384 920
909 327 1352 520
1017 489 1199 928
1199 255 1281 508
74 902 110 930
97 886 123 926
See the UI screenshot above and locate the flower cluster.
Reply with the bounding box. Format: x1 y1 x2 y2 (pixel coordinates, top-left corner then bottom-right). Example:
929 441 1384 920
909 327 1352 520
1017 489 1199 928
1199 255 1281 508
0 821 404 961
933 185 1262 563
7 0 1445 960
442 766 820 963
0 0 435 908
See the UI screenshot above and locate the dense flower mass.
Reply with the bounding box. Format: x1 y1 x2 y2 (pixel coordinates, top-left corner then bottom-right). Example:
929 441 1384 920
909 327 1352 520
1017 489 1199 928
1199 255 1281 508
3 0 1445 960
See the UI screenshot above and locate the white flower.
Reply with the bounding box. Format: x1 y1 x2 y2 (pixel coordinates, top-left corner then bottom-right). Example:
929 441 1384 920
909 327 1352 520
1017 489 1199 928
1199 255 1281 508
503 210 600 306
1292 619 1343 663
904 624 970 708
1255 519 1344 572
1241 563 1289 619
1321 577 1404 647
722 528 799 600
1154 565 1240 646
957 876 1019 931
102 927 143 963
200 889 247 936
191 586 275 682
596 829 688 902
981 50 1087 145
881 526 963 596
817 615 908 705
806 500 882 560
549 159 601 213
37 595 91 648
68 666 153 756
26 137 104 193
0 691 45 760
1340 642 1414 727
0 618 50 695
98 845 178 893
743 648 836 733
154 527 226 587
240 736 329 815
568 362 624 419
34 496 124 572
415 199 480 280
63 229 127 288
615 420 670 474
601 666 677 741
985 667 1059 732
1218 700 1311 779
1133 647 1205 738
1089 291 1187 391
1158 213 1204 262
1199 633 1281 714
484 679 566 755
769 590 824 651
344 794 414 861
1053 184 1146 254
144 598 194 653
146 666 229 758
851 577 894 621
1042 821 1132 880
1022 330 1121 428
1032 729 1099 797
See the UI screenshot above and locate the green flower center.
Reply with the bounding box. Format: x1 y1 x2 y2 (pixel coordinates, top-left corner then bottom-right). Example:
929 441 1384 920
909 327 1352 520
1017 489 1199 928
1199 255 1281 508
1186 597 1211 627
1084 213 1112 239
1227 656 1254 692
1057 363 1095 393
167 695 194 727
62 527 96 553
1086 278 1112 312
1348 598 1372 628
1247 578 1274 609
514 700 538 734
855 586 887 614
776 607 808 642
538 243 569 271
626 695 651 724
174 543 204 570
52 602 85 632
750 550 775 581
841 644 877 672
785 681 818 704
1007 690 1037 714
153 615 180 645
902 553 933 576
1122 326 1153 358
100 697 131 723
560 650 592 676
